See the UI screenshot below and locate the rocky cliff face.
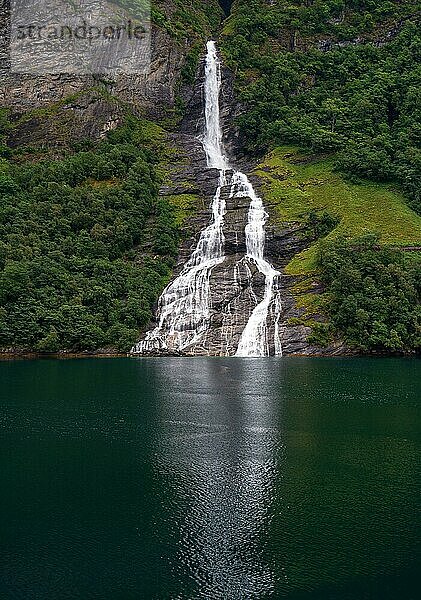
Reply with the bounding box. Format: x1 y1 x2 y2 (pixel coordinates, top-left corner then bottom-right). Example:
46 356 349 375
153 153 345 356
0 1 199 121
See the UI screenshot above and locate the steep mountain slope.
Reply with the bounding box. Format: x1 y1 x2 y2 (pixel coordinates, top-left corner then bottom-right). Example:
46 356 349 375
0 0 419 354
222 0 420 211
0 1 224 353
221 0 421 353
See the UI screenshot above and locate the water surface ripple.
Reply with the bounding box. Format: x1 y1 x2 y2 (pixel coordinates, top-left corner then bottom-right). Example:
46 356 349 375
0 357 420 599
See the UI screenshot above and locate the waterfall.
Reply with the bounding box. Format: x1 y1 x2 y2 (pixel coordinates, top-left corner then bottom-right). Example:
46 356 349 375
131 42 228 354
203 41 229 170
131 41 282 357
232 174 282 357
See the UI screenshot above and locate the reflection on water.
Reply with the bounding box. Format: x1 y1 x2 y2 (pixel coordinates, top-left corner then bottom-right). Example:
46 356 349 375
153 359 282 598
144 357 420 600
0 357 420 600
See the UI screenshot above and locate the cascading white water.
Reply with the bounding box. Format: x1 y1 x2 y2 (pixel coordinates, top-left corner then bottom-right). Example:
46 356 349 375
131 41 228 354
203 42 229 170
131 41 282 356
233 174 282 357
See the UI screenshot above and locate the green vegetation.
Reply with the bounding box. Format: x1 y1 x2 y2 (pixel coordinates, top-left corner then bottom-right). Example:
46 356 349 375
222 0 421 211
0 0 224 355
153 0 223 41
256 147 421 275
256 148 421 351
167 193 203 227
0 116 183 353
319 236 420 352
1 1 419 354
223 1 421 352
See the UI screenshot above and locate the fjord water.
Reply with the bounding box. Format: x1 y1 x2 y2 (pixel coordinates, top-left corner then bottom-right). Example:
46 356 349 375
1 358 420 599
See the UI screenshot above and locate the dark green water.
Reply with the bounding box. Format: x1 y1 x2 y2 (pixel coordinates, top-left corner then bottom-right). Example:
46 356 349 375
0 358 420 599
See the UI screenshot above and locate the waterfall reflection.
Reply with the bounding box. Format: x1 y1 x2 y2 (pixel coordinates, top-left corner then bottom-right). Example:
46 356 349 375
152 358 282 599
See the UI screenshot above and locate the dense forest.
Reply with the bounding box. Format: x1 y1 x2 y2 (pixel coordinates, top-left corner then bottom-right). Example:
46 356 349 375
221 0 420 211
0 115 180 352
0 0 224 354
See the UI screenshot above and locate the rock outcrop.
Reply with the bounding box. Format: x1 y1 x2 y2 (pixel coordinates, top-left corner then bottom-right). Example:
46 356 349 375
1 2 198 120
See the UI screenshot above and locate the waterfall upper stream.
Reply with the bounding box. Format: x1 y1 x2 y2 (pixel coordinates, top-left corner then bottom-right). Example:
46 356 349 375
132 42 282 357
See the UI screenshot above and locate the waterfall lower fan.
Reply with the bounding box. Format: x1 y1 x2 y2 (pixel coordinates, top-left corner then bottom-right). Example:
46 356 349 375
131 41 283 358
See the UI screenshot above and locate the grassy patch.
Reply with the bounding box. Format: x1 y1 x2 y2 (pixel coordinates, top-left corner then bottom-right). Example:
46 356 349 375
167 194 202 228
295 291 330 319
256 147 421 275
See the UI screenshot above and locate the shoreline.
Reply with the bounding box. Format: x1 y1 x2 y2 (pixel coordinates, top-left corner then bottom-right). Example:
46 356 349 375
0 350 418 360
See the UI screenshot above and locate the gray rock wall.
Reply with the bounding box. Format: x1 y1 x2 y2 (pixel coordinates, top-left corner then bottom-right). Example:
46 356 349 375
1 2 190 119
